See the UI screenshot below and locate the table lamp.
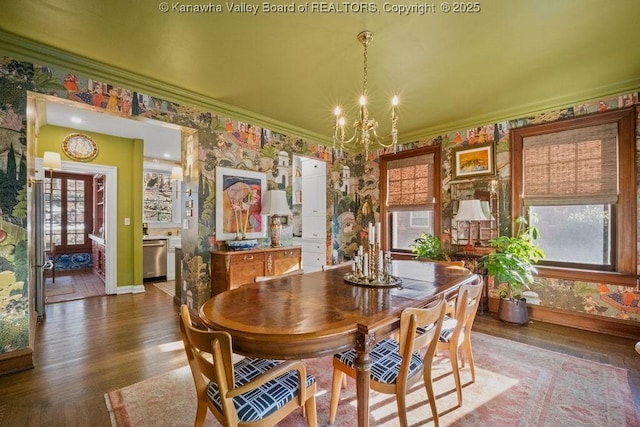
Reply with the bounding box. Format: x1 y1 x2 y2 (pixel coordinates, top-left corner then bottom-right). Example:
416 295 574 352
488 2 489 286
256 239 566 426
453 199 489 251
261 190 292 247
43 151 62 283
481 200 495 241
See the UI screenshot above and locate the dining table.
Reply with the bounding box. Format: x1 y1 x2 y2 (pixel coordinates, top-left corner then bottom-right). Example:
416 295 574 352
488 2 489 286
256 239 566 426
199 259 481 427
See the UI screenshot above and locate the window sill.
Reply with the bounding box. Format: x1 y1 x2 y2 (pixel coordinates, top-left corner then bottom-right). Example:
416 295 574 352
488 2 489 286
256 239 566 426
536 266 637 286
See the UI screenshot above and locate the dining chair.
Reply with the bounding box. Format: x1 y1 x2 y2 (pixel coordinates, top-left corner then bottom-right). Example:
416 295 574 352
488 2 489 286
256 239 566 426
434 279 483 407
179 305 318 427
254 269 304 282
322 260 353 270
328 296 448 427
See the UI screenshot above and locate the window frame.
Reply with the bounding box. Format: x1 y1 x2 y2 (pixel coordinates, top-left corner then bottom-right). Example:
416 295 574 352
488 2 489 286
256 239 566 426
511 107 636 282
380 145 442 252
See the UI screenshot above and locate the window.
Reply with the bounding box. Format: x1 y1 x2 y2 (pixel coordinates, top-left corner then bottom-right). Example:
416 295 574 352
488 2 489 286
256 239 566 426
511 108 636 275
46 172 93 252
380 146 441 251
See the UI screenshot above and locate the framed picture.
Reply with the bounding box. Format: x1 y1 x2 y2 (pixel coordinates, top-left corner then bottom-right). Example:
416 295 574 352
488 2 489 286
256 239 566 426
452 142 494 180
216 167 267 240
143 169 174 223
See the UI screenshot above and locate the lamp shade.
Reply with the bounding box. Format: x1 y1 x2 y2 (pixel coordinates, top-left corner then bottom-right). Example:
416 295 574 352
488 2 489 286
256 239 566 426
170 166 183 181
261 190 292 216
481 201 495 220
42 151 62 170
454 199 489 222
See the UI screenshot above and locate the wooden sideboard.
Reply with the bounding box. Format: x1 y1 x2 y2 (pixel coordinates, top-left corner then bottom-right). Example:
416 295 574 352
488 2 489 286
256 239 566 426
210 246 302 296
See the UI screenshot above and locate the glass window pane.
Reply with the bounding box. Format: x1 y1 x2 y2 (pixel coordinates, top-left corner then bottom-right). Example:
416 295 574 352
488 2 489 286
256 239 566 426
530 205 612 267
391 211 434 250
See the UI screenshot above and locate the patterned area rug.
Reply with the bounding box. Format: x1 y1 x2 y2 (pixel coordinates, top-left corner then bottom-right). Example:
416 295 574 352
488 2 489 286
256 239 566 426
152 281 175 297
105 333 638 426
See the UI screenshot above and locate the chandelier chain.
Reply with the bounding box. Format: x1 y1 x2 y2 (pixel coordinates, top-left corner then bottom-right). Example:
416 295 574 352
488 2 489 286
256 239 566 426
362 41 368 97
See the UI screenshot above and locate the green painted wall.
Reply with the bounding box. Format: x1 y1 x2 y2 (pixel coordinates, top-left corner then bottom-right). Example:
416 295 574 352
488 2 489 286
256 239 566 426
37 125 144 287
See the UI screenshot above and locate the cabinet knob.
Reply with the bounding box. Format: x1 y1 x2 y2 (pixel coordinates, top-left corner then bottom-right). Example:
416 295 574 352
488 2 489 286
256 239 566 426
244 255 254 261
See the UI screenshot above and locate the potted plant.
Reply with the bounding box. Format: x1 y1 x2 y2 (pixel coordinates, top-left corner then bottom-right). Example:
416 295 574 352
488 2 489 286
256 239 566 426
409 233 451 261
480 216 545 324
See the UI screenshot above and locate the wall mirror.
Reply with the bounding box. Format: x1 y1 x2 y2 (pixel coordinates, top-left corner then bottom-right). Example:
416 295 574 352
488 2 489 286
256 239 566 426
450 178 499 248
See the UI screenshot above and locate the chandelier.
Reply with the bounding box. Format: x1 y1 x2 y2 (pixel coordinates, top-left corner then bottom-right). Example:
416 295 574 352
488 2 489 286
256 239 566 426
333 30 399 157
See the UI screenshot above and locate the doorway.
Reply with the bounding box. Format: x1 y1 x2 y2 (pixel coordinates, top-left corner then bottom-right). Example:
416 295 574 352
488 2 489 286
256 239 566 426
27 92 185 302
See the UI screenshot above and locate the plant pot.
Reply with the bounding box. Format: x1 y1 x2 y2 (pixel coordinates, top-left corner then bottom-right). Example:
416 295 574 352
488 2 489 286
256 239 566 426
498 297 529 324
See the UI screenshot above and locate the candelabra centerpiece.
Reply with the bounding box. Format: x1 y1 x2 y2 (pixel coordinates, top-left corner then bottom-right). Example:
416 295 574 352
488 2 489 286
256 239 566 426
344 222 402 287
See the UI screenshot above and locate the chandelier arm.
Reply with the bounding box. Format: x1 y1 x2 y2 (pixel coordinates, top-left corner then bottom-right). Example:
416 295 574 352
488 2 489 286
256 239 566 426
370 130 396 147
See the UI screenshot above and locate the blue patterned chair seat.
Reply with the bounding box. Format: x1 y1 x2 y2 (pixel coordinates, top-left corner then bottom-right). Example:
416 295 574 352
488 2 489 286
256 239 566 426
206 357 316 423
417 315 458 343
333 338 423 385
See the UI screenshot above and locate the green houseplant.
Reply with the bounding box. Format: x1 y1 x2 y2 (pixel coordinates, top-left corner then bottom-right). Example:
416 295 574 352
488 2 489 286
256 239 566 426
480 216 545 324
409 233 450 261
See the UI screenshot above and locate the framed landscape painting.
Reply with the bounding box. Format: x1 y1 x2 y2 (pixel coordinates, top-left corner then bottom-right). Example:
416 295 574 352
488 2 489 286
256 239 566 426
452 142 494 180
215 167 267 240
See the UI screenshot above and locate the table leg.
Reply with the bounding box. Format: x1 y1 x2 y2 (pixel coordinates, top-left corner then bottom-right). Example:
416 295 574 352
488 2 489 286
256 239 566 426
354 350 371 427
355 328 374 427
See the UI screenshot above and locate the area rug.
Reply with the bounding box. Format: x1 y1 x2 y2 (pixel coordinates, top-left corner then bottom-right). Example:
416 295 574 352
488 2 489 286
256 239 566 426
105 333 638 426
152 280 175 297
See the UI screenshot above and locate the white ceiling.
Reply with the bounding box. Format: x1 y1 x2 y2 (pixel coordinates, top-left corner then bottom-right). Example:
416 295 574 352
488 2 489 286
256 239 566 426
44 100 181 162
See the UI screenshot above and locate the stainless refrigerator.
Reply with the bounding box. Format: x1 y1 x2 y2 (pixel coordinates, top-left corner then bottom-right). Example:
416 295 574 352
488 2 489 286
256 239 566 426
32 180 51 321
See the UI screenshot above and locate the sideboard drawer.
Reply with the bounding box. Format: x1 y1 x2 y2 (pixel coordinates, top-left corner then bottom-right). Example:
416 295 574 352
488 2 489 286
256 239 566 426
210 247 301 296
266 247 302 276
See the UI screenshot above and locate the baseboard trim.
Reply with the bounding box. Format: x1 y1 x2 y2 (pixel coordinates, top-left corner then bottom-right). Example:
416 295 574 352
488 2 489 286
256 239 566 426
0 348 34 376
115 285 146 295
488 297 640 340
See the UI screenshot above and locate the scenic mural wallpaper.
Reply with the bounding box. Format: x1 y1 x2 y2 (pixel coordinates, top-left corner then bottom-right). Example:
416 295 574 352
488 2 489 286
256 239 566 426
0 55 639 362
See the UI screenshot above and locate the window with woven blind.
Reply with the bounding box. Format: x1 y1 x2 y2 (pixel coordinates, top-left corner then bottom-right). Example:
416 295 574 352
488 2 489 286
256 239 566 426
522 123 618 206
380 146 441 251
512 108 636 275
386 153 435 211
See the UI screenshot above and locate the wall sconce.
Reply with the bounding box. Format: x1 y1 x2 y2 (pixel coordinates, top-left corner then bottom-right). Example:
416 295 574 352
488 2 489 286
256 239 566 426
42 151 62 283
261 190 292 247
170 165 191 198
454 199 489 252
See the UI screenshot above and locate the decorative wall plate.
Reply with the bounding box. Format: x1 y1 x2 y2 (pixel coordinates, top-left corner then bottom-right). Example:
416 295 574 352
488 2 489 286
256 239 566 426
62 133 98 161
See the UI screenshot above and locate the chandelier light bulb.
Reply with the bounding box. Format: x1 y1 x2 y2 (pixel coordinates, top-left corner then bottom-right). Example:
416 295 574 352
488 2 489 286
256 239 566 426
392 96 399 106
334 106 342 116
359 95 367 106
339 117 346 126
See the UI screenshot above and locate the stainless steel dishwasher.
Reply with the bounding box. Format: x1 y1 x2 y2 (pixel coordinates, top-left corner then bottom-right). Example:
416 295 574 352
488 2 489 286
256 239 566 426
143 239 167 280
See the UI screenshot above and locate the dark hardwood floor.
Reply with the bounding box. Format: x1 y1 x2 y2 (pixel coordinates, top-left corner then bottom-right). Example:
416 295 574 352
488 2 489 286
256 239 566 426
1 273 638 426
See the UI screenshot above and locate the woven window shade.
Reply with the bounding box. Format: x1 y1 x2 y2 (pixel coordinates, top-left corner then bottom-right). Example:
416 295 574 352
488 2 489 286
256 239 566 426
386 153 434 211
523 123 618 205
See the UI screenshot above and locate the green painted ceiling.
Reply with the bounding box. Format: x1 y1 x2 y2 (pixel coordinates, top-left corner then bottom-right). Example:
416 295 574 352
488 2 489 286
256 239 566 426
1 0 640 145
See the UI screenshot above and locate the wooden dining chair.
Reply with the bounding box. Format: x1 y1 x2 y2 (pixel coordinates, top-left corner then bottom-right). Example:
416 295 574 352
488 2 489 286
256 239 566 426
179 305 318 427
328 296 447 427
434 279 483 407
254 269 304 282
